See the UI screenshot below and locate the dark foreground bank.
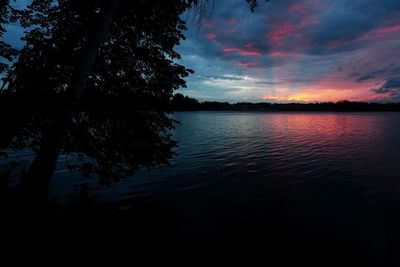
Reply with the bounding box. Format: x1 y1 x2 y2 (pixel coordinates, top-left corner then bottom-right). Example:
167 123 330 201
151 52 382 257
2 190 398 266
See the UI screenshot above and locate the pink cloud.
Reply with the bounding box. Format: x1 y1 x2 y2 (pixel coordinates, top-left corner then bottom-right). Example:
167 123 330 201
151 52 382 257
357 24 400 41
235 62 261 68
289 4 307 14
265 5 318 56
270 50 286 57
267 3 319 44
206 33 217 41
266 22 302 43
223 43 262 56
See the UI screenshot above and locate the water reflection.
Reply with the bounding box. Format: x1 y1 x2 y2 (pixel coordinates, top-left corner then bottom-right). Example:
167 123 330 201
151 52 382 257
166 113 395 183
37 112 400 201
6 111 400 265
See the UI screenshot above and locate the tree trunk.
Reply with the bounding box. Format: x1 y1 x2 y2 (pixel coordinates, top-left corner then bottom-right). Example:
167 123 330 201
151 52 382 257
22 113 68 200
22 0 120 200
0 114 25 151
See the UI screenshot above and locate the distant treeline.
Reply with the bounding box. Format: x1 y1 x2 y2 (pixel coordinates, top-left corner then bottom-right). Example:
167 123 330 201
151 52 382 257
2 93 399 112
171 93 400 112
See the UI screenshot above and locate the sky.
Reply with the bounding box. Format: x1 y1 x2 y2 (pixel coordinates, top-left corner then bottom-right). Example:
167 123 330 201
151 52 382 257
2 0 400 103
176 0 400 103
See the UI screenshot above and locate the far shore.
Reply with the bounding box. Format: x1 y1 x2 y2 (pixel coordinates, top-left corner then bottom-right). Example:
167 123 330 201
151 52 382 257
171 96 400 112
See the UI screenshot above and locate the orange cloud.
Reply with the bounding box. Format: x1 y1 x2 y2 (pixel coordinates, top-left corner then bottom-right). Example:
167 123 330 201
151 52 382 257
262 75 379 102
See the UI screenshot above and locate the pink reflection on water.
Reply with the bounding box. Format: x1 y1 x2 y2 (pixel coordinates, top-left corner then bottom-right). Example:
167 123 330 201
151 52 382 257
262 113 384 150
257 113 390 178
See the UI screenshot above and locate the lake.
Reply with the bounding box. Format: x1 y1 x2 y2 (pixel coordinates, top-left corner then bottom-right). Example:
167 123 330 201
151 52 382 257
8 111 400 265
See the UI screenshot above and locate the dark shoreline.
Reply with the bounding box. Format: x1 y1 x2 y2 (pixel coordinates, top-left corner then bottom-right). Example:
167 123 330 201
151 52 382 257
173 102 400 112
171 94 400 112
173 109 400 112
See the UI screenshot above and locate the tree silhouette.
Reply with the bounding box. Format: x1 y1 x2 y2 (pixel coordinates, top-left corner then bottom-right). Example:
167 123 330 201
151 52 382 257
0 0 192 199
0 0 16 73
0 0 269 200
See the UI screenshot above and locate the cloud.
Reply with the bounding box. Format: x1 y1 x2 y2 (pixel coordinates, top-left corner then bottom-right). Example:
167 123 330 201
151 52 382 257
205 75 245 81
223 43 263 56
357 64 400 82
4 0 400 103
206 33 217 40
372 78 400 95
176 0 400 102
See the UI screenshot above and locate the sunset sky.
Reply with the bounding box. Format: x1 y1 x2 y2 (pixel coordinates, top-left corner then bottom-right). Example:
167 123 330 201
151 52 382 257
177 0 400 103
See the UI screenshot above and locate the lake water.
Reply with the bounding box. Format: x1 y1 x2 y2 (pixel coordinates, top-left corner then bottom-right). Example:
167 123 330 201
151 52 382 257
96 112 400 201
8 111 400 265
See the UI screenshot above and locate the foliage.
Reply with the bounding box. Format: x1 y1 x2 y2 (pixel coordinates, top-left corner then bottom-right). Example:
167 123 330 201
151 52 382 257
0 0 17 74
1 0 192 183
0 0 270 187
172 93 200 111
